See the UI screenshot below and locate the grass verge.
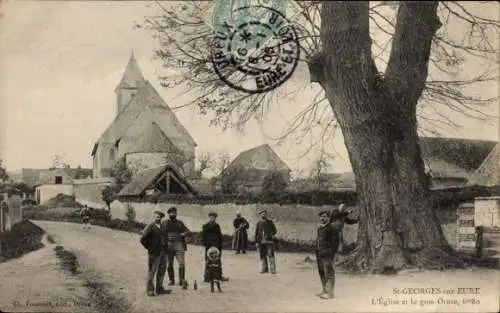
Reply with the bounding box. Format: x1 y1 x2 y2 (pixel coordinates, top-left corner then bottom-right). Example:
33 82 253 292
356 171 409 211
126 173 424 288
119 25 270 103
0 220 45 262
53 244 130 313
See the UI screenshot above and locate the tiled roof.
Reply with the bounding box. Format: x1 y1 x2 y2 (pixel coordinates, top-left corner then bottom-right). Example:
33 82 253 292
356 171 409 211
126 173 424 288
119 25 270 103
226 144 290 172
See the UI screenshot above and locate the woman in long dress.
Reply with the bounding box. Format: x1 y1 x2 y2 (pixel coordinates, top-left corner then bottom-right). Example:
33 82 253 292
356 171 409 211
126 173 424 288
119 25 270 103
232 212 249 254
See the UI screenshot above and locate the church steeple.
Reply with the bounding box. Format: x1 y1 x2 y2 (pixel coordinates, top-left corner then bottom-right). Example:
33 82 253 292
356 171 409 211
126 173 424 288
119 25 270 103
115 51 146 115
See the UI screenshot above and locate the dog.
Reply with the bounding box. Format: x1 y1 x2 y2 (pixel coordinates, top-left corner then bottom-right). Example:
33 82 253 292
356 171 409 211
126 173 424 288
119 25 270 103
206 246 223 293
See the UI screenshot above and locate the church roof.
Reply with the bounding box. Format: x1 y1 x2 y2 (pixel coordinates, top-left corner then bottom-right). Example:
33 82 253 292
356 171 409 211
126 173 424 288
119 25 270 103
225 144 291 172
114 52 146 91
93 80 196 156
119 120 182 154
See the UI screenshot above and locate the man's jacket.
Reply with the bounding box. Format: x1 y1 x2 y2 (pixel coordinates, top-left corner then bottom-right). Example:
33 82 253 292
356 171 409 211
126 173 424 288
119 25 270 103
316 220 343 258
140 223 167 253
162 218 189 251
254 219 277 244
201 221 223 249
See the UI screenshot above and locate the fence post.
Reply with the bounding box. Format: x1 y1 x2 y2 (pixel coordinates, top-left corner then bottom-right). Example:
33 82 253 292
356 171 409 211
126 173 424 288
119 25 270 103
475 226 484 258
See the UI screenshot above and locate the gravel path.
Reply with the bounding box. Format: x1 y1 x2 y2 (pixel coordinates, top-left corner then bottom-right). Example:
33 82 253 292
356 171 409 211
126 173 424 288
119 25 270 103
1 220 498 313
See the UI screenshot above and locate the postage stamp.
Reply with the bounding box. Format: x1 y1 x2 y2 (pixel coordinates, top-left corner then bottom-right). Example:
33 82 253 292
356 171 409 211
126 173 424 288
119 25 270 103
202 0 302 94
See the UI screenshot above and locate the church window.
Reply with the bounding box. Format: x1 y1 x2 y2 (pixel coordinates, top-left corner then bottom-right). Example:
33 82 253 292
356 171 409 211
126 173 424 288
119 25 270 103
110 149 116 162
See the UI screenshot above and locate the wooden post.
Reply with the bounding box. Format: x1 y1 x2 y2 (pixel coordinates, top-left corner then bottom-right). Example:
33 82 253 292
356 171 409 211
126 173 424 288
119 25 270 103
166 171 170 194
475 226 484 258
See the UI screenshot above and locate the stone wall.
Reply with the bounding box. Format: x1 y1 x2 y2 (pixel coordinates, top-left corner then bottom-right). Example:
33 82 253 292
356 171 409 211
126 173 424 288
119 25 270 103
110 200 457 247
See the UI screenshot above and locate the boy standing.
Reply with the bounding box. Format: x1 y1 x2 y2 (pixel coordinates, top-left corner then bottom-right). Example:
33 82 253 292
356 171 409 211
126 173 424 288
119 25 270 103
80 205 91 230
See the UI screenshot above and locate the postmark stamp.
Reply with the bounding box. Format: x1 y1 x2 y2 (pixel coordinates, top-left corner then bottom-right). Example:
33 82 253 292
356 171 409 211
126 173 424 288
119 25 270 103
204 1 302 94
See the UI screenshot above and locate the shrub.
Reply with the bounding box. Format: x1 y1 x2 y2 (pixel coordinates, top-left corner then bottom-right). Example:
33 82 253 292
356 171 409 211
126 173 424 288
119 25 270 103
0 220 45 261
262 171 288 196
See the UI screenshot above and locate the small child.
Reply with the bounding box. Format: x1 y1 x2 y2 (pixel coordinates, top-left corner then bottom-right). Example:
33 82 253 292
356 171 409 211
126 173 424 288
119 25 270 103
206 246 223 293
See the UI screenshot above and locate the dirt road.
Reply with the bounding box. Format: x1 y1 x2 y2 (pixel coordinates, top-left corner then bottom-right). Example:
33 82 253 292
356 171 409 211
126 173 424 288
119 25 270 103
1 220 498 313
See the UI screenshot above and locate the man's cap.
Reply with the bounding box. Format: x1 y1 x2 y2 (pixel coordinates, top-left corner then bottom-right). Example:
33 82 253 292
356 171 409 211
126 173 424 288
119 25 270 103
258 209 267 214
167 207 177 213
154 210 165 218
208 211 218 217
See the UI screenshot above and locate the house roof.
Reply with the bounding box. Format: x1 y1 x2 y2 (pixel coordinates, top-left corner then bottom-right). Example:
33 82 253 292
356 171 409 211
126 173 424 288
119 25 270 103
424 158 470 180
328 137 496 189
21 168 93 188
92 80 196 156
114 52 146 92
37 169 76 186
118 165 197 197
468 143 500 187
419 137 496 172
226 144 291 172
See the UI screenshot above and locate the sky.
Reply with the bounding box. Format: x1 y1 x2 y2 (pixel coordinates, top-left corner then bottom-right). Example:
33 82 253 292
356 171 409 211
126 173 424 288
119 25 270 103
0 1 498 177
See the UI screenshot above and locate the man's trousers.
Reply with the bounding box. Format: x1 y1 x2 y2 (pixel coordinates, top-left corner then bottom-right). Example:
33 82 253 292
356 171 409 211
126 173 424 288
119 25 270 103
258 243 276 273
316 252 335 294
147 250 167 292
167 248 186 284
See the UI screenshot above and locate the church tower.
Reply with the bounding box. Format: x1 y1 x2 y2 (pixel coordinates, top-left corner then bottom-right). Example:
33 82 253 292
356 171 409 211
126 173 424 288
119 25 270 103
114 51 146 115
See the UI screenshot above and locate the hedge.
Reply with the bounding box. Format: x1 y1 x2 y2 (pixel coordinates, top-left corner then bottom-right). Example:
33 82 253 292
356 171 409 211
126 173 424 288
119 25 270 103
118 185 499 208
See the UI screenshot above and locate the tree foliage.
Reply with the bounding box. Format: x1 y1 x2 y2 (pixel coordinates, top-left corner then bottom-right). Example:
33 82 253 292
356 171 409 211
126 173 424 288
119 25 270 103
141 1 498 147
262 170 289 196
110 156 133 188
101 156 133 209
309 152 334 190
141 1 499 271
198 151 214 176
0 159 8 183
219 165 245 194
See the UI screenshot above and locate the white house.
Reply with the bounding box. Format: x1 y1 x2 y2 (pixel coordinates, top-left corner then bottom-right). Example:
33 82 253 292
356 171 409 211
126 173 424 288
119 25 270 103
35 169 75 204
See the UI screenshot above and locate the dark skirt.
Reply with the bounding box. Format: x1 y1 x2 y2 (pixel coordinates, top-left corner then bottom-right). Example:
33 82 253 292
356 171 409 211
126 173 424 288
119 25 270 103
232 228 248 251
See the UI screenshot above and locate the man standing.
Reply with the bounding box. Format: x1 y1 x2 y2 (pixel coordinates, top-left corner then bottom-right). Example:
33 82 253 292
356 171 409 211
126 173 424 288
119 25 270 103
140 210 171 297
80 205 91 230
163 206 190 287
201 212 224 283
232 212 249 254
254 209 278 274
315 206 357 300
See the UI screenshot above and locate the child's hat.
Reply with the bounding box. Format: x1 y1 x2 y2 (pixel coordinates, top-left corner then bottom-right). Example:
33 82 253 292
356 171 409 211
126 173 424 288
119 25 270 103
207 246 220 257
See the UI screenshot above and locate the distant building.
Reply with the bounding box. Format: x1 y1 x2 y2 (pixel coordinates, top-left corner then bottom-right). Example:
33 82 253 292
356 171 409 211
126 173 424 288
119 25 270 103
420 137 497 189
91 52 196 178
10 167 110 207
221 144 291 193
35 168 76 204
308 137 497 191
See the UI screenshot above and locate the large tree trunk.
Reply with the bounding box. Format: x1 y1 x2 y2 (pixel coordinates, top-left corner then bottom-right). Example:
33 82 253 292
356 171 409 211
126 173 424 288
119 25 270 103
316 1 464 271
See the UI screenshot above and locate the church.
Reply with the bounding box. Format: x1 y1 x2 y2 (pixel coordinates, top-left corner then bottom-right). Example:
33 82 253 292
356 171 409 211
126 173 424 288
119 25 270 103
91 53 197 178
